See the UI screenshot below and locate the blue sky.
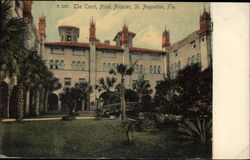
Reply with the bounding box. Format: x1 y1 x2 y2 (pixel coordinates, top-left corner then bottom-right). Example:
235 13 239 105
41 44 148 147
32 2 210 49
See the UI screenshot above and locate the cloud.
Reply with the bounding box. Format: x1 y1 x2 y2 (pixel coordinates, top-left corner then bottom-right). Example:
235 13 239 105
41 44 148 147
134 25 162 49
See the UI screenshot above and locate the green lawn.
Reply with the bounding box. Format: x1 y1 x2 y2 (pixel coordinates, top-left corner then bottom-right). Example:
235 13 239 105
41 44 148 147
0 120 211 158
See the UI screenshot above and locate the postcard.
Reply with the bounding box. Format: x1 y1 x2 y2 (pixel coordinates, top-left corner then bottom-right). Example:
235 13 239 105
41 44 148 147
0 1 249 159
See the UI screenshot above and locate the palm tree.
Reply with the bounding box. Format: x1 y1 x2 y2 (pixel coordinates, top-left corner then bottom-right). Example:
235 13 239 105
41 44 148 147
0 0 28 118
178 117 212 145
132 75 152 106
59 82 92 114
75 82 92 112
109 63 136 120
95 77 117 104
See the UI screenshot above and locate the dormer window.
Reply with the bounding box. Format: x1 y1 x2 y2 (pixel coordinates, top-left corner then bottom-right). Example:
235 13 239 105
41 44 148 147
191 41 196 49
173 50 178 57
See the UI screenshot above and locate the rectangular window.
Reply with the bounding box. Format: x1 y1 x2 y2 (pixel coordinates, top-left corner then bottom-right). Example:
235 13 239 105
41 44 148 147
51 47 64 55
73 49 85 56
79 78 86 84
151 54 160 60
102 50 116 58
131 53 142 60
64 78 71 86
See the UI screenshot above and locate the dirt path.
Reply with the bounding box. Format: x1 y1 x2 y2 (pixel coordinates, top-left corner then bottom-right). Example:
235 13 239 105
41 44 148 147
0 116 95 122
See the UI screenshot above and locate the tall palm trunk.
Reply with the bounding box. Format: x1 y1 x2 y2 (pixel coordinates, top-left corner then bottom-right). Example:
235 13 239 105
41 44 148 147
29 88 35 117
121 78 126 120
23 88 27 117
16 80 24 121
7 78 14 118
39 89 44 114
43 90 48 113
34 90 39 116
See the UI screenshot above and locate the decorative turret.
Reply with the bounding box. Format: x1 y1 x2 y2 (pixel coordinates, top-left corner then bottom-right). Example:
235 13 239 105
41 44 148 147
121 24 129 45
89 17 96 41
23 0 33 19
199 7 212 37
162 27 170 48
39 14 46 40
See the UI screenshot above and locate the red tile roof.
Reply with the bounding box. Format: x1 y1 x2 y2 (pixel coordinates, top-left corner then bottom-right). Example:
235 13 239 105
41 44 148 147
44 42 164 54
44 42 89 48
129 47 165 54
58 25 79 30
118 31 136 35
113 31 136 41
96 43 123 50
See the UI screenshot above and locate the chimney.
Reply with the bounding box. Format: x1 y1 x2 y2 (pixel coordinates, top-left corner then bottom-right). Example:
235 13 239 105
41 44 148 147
95 39 100 44
104 40 110 45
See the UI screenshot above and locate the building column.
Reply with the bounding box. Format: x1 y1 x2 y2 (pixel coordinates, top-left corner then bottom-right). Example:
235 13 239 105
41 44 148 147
89 41 96 111
122 44 132 88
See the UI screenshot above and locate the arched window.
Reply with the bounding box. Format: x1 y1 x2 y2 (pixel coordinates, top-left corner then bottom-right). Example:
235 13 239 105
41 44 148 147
72 61 76 70
158 65 160 74
103 63 106 71
154 65 157 74
135 64 139 73
82 61 86 70
60 60 64 69
77 61 81 70
49 60 54 69
55 60 59 70
112 63 116 69
150 65 153 74
140 65 143 74
108 63 111 72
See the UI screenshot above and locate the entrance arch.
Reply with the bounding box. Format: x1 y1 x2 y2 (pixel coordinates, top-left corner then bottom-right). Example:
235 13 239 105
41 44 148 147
0 81 9 118
48 93 58 111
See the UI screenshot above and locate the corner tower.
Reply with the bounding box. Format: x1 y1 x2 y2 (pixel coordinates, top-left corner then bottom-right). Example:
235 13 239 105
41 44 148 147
23 0 33 19
162 27 171 79
58 26 79 42
88 17 97 109
39 14 46 42
89 17 96 42
199 7 212 70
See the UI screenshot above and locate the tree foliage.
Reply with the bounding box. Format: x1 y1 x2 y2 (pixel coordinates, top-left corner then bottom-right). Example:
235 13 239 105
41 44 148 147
154 64 212 118
59 82 92 113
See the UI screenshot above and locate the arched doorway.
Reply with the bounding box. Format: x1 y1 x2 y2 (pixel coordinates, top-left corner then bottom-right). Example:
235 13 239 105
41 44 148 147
9 85 18 118
0 81 9 118
48 93 58 112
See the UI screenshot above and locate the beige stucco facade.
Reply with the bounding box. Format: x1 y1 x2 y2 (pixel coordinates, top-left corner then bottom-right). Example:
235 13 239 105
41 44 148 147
40 9 212 111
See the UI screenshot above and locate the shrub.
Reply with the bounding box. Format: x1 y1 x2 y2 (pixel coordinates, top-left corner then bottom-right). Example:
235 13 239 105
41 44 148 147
178 117 212 145
135 119 158 132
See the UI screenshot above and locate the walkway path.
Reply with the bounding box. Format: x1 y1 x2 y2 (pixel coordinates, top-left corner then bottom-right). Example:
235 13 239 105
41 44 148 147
0 116 96 122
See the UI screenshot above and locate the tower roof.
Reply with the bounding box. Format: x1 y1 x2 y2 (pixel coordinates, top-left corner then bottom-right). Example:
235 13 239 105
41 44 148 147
58 25 79 30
